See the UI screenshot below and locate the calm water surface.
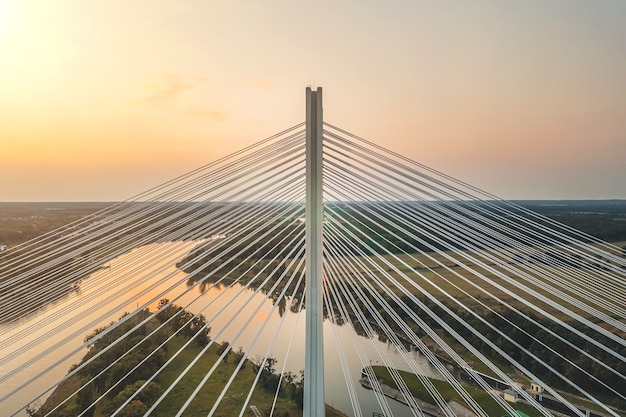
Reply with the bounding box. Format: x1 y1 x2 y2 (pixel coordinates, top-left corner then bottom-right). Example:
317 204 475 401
0 241 441 416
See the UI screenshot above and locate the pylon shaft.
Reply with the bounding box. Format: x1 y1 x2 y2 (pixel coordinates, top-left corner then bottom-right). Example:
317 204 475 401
304 86 325 417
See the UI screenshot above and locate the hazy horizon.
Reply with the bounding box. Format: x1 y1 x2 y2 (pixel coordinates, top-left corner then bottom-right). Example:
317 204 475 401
2 1 625 201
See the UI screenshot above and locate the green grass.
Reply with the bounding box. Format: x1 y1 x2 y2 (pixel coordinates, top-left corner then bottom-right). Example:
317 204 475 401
47 334 344 417
150 336 300 416
370 366 549 417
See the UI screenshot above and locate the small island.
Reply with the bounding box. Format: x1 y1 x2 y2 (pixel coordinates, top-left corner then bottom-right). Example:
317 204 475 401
30 300 346 417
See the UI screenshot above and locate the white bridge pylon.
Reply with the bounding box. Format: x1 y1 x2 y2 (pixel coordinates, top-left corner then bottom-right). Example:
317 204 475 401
304 86 325 417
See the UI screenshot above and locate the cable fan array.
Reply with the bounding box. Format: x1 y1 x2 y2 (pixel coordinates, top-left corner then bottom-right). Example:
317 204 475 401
321 123 626 417
0 121 624 417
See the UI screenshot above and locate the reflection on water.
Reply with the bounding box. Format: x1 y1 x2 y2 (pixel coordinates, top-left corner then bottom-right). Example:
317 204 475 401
0 241 440 417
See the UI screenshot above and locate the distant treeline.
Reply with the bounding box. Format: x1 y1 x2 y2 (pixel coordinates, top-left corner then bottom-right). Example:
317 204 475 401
512 200 626 243
2 200 625 248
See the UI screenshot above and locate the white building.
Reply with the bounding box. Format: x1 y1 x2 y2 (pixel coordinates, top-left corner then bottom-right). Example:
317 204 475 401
0 245 7 252
503 389 519 403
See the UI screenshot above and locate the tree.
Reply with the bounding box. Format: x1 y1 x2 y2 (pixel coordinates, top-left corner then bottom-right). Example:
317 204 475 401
222 343 232 363
25 401 43 417
76 384 96 417
117 400 148 417
103 381 163 415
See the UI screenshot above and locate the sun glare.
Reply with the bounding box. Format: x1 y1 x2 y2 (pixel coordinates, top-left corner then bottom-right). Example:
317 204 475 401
0 0 16 41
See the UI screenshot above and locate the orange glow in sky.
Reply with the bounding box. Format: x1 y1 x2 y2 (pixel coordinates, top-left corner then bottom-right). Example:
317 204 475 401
1 1 625 201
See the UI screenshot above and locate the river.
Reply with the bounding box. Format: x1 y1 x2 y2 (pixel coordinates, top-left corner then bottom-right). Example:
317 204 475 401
0 240 442 416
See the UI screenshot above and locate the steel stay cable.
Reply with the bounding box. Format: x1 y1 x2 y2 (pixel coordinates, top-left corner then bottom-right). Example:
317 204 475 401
0 180 304 328
4 188 306 412
44 244 263 417
183 241 306 417
4 177 302 362
322 164 626 340
322 155 615 319
322 168 623 395
319 283 365 417
323 218 506 417
180 247 305 417
323 179 564 410
322 245 439 417
0 162 304 324
322 286 399 417
320 257 398 417
0 135 306 311
0 133 298 282
70 216 306 416
393 198 626 323
0 129 305 295
267 279 307 417
323 158 626 324
0 148 306 320
322 203 558 417
81 233 304 417
3 118 620 416
8 121 305 257
323 218 526 416
1 171 303 354
323 161 626 348
130 231 306 416
322 204 604 412
66 204 306 417
322 136 614 292
323 239 473 417
2 242 208 383
324 223 461 417
1 179 303 374
324 131 626 279
324 137 626 288
0 160 305 347
322 191 615 417
0 123 304 271
0 239 210 366
326 210 616 414
241 268 308 417
202 252 305 417
324 122 625 259
329 145 621 304
323 144 626 307
83 197 306 412
325 172 626 394
323 166 626 388
323 133 470 202
322 248 456 417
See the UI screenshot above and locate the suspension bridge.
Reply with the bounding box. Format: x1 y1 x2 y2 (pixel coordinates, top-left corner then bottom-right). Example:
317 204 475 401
1 88 625 417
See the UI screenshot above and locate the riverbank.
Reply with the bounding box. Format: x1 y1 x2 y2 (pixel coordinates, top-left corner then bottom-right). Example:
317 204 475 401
365 366 626 417
359 378 475 417
32 301 351 417
366 365 544 417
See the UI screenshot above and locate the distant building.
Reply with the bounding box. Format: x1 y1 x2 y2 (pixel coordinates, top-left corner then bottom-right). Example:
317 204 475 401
503 389 519 403
0 245 6 252
530 382 544 393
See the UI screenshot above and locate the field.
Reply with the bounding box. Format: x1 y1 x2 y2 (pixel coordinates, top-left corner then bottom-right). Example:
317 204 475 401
0 202 112 247
3 200 626 248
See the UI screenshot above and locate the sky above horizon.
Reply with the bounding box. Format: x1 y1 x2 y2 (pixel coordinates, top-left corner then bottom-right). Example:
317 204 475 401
1 1 625 201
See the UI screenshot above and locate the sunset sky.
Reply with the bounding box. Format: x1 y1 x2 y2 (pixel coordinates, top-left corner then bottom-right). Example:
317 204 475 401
1 1 625 201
